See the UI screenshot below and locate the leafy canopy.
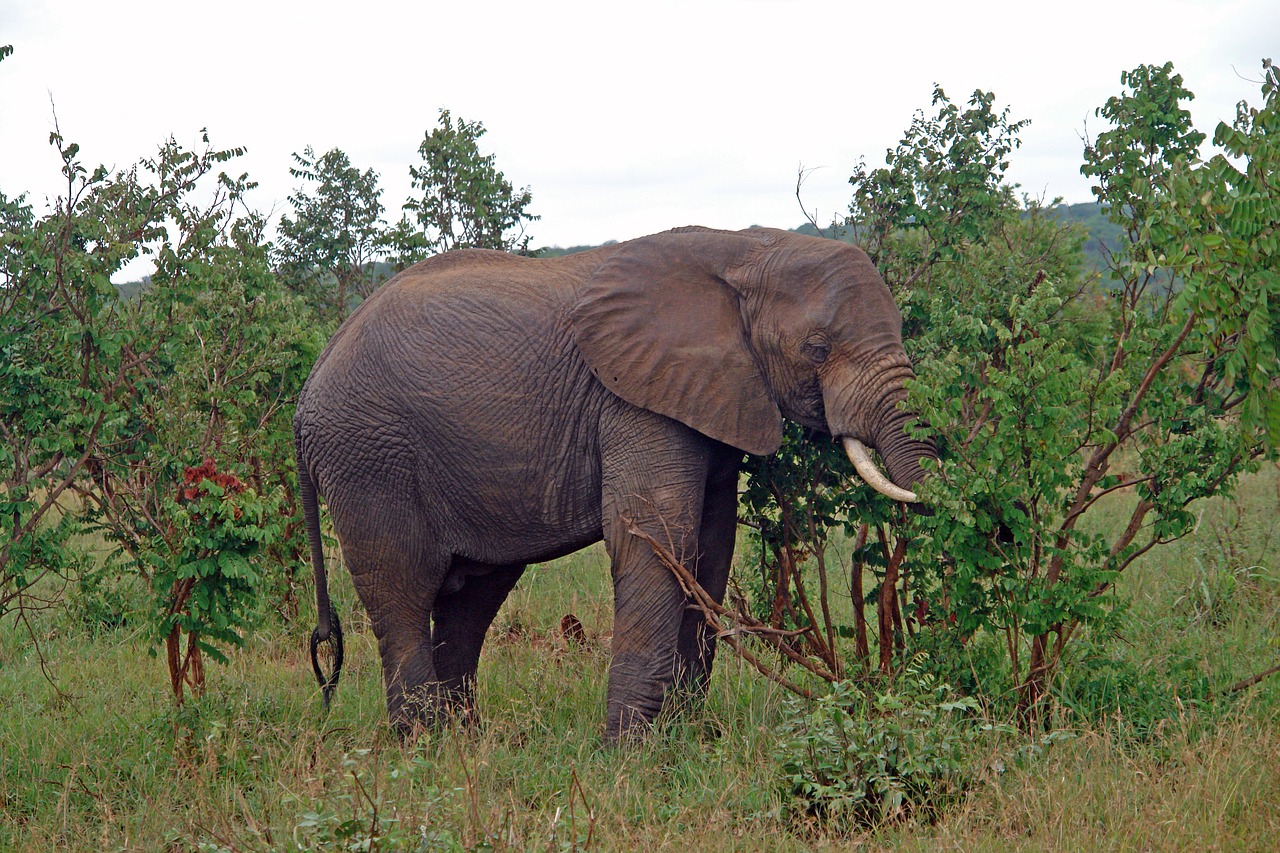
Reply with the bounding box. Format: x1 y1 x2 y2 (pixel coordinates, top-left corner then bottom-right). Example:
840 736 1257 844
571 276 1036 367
276 145 387 320
748 63 1278 725
389 109 538 264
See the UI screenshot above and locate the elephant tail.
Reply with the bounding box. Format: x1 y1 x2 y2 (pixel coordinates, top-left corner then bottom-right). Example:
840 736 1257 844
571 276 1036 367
299 444 343 710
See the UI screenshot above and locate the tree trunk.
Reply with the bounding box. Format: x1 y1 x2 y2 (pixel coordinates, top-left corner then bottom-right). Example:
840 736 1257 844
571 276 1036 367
878 536 908 675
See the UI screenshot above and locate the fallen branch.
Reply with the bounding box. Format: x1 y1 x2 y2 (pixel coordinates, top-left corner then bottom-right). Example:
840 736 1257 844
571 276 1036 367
628 524 837 699
1228 662 1280 694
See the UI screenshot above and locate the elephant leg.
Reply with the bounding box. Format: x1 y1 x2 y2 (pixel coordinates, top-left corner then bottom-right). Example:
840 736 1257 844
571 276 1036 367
600 410 709 744
431 559 525 717
335 501 450 737
673 443 743 697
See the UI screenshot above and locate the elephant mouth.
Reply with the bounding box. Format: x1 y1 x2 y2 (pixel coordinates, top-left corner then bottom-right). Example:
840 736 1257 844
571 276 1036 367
841 437 919 503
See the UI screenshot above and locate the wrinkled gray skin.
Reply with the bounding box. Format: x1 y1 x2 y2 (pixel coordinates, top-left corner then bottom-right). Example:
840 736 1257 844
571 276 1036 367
295 226 935 743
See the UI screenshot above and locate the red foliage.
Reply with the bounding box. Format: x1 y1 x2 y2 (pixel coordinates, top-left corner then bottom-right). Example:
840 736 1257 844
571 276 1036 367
179 458 246 518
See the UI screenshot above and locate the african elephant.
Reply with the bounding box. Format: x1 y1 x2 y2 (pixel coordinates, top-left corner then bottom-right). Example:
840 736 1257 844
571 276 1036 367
294 226 935 743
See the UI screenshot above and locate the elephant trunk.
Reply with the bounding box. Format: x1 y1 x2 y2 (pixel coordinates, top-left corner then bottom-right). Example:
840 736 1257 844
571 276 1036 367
864 407 935 500
825 356 936 502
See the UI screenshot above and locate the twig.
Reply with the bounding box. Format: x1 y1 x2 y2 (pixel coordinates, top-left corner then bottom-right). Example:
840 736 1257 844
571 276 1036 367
568 769 596 850
795 165 830 238
628 524 836 698
1228 662 1280 694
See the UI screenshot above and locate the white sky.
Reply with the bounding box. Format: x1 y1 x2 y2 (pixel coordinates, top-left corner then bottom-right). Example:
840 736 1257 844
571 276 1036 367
2 0 1276 274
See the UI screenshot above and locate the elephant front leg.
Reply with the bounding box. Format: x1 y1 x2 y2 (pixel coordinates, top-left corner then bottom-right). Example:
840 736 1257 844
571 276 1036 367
604 527 694 741
600 410 710 744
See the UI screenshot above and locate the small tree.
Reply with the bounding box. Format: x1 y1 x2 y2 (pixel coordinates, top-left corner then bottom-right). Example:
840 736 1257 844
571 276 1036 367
78 143 321 703
743 67 1278 725
1 127 171 633
389 109 538 266
848 85 1027 277
2 125 320 703
276 145 388 321
740 87 1032 683
847 68 1278 718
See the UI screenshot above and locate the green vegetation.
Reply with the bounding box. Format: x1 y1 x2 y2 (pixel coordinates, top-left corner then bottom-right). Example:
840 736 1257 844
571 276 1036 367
2 52 1279 849
1 128 322 703
1 477 1278 849
276 146 389 321
387 109 539 265
739 63 1278 733
776 659 997 830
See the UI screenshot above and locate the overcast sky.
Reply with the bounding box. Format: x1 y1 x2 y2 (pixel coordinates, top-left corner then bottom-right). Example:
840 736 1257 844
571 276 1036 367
2 0 1276 272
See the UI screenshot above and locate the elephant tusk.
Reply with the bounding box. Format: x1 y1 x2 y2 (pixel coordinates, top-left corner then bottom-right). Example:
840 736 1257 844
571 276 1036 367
842 437 918 503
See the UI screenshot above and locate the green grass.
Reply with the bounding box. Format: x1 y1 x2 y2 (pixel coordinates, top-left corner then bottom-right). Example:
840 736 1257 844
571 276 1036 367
2 467 1278 850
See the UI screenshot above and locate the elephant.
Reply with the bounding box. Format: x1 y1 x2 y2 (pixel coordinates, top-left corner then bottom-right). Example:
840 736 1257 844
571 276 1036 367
294 226 935 743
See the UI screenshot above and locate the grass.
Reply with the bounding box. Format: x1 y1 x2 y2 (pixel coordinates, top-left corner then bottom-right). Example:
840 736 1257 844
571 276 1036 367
1 466 1278 850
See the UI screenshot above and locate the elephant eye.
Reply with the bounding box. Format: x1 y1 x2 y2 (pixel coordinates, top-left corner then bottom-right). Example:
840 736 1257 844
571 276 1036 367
802 335 831 365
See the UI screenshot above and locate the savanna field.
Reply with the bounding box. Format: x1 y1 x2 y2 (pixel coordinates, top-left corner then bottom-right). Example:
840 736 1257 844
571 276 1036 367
1 468 1279 850
3 54 1279 851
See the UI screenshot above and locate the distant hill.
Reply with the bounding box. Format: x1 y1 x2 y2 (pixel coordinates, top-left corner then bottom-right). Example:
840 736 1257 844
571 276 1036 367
787 222 858 243
791 202 1122 274
535 241 618 259
1045 201 1122 272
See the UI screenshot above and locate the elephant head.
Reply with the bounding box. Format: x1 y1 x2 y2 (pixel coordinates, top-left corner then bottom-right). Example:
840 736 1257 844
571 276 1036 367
570 226 934 499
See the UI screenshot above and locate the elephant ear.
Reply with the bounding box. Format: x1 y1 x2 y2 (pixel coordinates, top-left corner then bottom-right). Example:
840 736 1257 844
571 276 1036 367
570 231 783 455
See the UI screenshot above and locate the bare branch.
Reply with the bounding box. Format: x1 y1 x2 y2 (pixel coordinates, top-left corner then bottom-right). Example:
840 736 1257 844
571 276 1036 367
629 524 837 697
1229 662 1280 693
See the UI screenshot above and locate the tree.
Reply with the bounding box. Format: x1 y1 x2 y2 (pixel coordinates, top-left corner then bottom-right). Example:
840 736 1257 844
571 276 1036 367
2 126 178 633
389 109 538 265
75 140 322 704
2 126 321 703
893 68 1276 718
276 146 387 321
848 85 1027 278
740 87 1033 685
742 68 1278 726
85 207 320 703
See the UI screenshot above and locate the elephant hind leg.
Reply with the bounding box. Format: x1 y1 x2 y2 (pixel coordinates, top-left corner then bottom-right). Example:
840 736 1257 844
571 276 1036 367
673 443 742 697
432 559 525 718
335 504 451 737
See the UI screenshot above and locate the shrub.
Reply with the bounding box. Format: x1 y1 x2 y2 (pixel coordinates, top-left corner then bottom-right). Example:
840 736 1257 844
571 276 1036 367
777 659 1000 831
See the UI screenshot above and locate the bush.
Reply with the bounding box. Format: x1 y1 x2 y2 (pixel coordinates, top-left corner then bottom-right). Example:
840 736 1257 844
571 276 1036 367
68 561 144 633
777 658 1001 831
748 61 1279 728
1053 627 1218 742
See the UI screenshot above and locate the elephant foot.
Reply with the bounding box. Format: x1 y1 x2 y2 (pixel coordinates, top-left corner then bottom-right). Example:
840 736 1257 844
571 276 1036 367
603 697 723 746
603 703 657 747
603 649 683 745
387 682 474 739
603 685 667 745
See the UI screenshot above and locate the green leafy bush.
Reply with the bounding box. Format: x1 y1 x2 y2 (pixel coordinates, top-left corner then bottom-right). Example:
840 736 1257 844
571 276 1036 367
3 128 321 701
748 62 1279 726
777 659 999 831
68 559 143 633
144 460 280 700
